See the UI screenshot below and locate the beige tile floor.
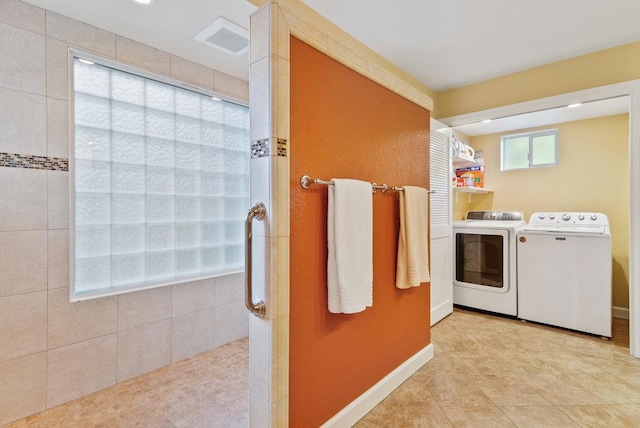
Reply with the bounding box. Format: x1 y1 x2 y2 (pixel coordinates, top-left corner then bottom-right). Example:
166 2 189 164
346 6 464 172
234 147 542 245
356 308 640 428
3 338 248 428
5 309 638 427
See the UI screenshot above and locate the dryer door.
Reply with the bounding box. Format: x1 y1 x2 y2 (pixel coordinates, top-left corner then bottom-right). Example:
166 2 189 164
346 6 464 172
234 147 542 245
453 227 510 293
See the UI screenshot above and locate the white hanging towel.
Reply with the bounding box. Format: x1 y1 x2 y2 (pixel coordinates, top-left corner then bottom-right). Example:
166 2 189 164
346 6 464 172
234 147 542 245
396 186 430 289
327 179 373 314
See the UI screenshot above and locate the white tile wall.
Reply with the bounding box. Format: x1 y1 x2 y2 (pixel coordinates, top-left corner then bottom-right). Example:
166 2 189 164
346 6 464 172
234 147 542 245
46 334 117 408
172 278 216 316
214 272 245 305
277 396 289 428
0 291 47 362
117 287 172 331
115 36 171 76
250 235 270 308
250 391 270 428
0 168 47 231
47 229 69 289
47 288 118 349
249 315 273 402
0 0 45 34
170 55 214 90
249 5 283 426
250 156 272 238
249 56 271 142
276 237 290 319
117 319 171 382
171 308 216 362
0 230 47 297
276 156 290 237
0 352 46 426
215 300 250 347
215 70 250 100
46 97 69 158
45 11 116 58
46 37 69 100
47 171 69 229
249 5 271 65
0 2 249 423
0 87 46 155
276 315 289 401
0 22 46 95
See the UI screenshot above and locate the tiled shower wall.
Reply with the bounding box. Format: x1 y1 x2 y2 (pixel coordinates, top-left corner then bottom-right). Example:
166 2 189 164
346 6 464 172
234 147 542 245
0 0 249 424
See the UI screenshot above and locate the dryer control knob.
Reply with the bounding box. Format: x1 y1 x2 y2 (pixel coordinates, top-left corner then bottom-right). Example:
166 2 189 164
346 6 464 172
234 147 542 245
590 214 598 221
549 214 556 219
562 213 571 221
578 214 585 220
538 214 545 219
489 213 497 220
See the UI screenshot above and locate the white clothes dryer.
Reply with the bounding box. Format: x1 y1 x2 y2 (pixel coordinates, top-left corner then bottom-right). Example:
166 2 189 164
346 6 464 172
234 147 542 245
517 212 612 337
453 211 526 316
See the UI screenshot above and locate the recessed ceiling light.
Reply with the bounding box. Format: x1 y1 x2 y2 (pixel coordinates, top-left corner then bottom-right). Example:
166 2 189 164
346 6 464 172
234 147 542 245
134 0 151 4
78 58 94 65
481 119 492 123
568 103 582 108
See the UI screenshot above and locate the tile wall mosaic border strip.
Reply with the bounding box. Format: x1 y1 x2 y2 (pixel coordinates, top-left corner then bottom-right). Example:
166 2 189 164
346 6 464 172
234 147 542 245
251 138 270 158
276 138 288 157
0 152 69 171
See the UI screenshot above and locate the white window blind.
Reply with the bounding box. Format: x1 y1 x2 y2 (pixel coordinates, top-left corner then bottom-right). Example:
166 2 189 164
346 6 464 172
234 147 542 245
71 54 250 300
429 129 451 225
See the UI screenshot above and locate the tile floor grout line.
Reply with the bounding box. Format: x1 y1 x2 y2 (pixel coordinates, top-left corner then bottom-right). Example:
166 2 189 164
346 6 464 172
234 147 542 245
356 309 636 427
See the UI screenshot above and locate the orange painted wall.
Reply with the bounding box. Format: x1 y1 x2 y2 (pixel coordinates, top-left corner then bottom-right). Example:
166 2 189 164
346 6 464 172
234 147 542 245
289 37 431 427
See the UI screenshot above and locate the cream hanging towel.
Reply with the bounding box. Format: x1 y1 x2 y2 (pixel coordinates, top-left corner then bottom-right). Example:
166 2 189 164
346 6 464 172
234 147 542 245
327 179 373 314
396 186 430 289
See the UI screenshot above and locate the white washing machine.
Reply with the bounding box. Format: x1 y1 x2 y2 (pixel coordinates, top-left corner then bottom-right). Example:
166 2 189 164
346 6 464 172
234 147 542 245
517 212 612 337
453 211 526 316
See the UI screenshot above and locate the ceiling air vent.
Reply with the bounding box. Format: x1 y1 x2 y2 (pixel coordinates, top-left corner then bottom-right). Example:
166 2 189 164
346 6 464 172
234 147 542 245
194 17 249 57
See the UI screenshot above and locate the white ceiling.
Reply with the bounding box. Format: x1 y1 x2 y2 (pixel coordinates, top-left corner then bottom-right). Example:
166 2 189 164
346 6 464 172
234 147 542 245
22 0 257 81
450 96 630 137
22 0 640 93
301 0 640 91
21 0 640 129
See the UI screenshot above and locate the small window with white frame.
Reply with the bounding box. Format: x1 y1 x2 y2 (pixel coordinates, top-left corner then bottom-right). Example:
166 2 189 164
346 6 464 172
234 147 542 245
70 50 250 301
501 129 558 171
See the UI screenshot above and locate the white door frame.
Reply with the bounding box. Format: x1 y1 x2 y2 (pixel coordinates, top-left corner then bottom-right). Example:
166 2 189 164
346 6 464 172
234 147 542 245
439 80 640 357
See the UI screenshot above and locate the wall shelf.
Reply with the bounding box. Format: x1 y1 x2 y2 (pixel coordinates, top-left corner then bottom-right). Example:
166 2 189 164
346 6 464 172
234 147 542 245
452 156 484 168
453 186 493 203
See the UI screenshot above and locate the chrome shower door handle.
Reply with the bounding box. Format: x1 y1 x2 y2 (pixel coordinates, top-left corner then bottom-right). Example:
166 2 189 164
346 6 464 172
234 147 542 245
245 202 267 318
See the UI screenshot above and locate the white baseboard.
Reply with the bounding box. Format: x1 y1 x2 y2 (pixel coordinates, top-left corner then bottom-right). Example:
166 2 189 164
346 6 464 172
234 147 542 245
431 300 453 326
321 343 434 428
613 306 630 319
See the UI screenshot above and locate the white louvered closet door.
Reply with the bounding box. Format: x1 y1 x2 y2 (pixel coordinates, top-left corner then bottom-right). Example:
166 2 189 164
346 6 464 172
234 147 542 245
429 118 453 325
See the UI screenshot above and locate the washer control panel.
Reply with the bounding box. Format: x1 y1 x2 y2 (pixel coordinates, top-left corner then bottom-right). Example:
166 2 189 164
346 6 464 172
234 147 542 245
527 212 608 227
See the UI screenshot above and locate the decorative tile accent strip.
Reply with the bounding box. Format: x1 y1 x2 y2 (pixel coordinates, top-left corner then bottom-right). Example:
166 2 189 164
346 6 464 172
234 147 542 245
276 138 288 157
0 152 69 171
251 138 270 158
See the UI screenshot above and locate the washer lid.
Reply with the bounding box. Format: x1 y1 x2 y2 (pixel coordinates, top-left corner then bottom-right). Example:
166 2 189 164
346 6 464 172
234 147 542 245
520 224 607 235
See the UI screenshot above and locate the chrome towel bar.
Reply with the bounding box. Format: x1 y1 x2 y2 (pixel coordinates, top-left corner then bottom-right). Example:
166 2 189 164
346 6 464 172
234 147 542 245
300 175 435 194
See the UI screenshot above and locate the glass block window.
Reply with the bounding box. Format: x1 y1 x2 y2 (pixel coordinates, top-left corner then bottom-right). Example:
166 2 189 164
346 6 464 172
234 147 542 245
501 129 558 171
71 54 249 300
